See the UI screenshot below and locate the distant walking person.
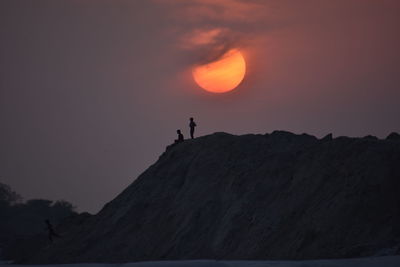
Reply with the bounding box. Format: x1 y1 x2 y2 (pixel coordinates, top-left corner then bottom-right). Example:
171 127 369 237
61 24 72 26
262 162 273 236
189 117 197 139
45 219 61 242
175 129 184 144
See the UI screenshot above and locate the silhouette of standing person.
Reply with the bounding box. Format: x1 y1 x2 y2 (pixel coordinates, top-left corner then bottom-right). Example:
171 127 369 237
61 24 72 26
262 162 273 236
175 129 184 144
189 117 197 139
45 219 61 242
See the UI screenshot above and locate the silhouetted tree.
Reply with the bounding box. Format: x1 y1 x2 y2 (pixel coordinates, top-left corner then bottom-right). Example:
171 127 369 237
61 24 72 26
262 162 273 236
0 182 77 262
0 182 21 206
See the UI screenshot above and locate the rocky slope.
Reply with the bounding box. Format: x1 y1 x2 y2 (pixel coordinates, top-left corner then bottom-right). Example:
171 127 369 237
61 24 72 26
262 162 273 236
27 131 400 263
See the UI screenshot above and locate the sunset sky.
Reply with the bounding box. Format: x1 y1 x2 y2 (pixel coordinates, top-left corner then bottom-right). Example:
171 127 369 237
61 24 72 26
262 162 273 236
1 0 399 212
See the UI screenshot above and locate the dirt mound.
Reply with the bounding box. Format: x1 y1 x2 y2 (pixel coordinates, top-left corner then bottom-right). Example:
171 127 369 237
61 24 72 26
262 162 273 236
27 131 400 263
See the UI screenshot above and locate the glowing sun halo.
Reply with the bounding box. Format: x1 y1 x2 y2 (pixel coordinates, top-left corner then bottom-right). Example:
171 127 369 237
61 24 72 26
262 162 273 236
192 49 246 93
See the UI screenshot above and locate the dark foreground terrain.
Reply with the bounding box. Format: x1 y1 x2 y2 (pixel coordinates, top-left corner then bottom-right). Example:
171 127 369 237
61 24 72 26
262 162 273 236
26 131 400 263
8 256 400 267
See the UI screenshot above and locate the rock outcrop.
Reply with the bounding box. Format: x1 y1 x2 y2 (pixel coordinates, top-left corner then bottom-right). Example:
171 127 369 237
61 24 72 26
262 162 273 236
27 131 400 263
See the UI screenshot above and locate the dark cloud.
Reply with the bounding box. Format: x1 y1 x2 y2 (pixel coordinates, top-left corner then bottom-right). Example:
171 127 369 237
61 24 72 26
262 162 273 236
155 0 272 65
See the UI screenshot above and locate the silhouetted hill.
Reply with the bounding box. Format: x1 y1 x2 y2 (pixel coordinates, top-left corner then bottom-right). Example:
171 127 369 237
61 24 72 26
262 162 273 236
26 131 400 263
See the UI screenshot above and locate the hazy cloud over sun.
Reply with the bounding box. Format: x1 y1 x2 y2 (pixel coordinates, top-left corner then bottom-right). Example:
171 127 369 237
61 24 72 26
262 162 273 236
154 0 272 65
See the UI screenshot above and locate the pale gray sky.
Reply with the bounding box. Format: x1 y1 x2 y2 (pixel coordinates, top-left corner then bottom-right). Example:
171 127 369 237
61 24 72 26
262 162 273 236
1 0 399 212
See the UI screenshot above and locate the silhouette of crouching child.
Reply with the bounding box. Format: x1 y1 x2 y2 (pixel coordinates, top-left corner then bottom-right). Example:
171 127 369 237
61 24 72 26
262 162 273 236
174 129 184 144
45 219 61 242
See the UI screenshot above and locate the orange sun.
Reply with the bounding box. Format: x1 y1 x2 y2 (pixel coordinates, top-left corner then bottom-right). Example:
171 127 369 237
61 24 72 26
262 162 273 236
192 49 246 93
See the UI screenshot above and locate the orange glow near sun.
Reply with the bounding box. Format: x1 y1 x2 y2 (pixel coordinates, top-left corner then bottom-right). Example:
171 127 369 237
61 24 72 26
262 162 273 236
192 49 246 93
